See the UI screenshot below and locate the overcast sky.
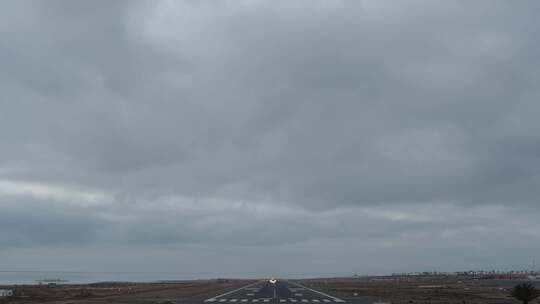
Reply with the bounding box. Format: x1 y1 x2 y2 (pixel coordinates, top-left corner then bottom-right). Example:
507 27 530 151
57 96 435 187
1 0 540 279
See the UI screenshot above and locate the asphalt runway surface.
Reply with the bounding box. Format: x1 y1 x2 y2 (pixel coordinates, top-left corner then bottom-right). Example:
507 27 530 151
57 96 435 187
205 280 346 303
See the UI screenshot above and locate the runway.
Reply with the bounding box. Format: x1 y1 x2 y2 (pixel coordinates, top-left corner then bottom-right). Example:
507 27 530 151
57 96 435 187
205 280 346 303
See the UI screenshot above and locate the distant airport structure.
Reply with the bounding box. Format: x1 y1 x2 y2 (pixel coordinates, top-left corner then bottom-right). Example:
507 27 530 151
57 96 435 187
36 278 68 285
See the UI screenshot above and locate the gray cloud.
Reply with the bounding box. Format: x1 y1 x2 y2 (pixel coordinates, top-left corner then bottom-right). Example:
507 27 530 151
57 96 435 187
1 0 540 277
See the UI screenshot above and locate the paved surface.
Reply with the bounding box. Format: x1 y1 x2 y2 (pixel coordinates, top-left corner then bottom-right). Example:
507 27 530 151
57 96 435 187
204 280 346 303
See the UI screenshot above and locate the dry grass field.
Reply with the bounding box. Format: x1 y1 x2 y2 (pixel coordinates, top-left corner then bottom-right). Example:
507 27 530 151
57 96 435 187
0 277 533 304
298 276 525 304
0 279 253 304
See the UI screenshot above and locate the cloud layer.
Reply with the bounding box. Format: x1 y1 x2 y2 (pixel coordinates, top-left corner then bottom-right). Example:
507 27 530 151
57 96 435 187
1 0 540 277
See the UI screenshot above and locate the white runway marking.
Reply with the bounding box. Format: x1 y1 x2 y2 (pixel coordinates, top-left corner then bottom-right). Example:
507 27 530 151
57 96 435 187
289 299 298 302
280 299 286 302
219 299 227 302
247 294 255 296
230 299 237 302
263 299 270 302
287 281 345 303
205 281 262 302
323 300 331 302
252 299 259 302
295 294 303 296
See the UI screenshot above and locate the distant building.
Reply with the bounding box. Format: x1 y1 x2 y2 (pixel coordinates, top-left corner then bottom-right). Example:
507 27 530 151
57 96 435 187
36 278 68 285
0 289 13 297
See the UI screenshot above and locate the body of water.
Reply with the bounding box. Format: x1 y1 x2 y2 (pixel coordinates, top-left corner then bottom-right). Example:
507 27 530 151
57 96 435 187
0 271 205 285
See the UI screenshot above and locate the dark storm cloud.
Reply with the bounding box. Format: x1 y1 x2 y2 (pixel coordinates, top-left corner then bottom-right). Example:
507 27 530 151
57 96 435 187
1 0 540 275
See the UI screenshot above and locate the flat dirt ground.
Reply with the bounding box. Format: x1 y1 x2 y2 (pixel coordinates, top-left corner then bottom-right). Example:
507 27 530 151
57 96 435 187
0 279 254 304
298 276 527 304
0 276 533 304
